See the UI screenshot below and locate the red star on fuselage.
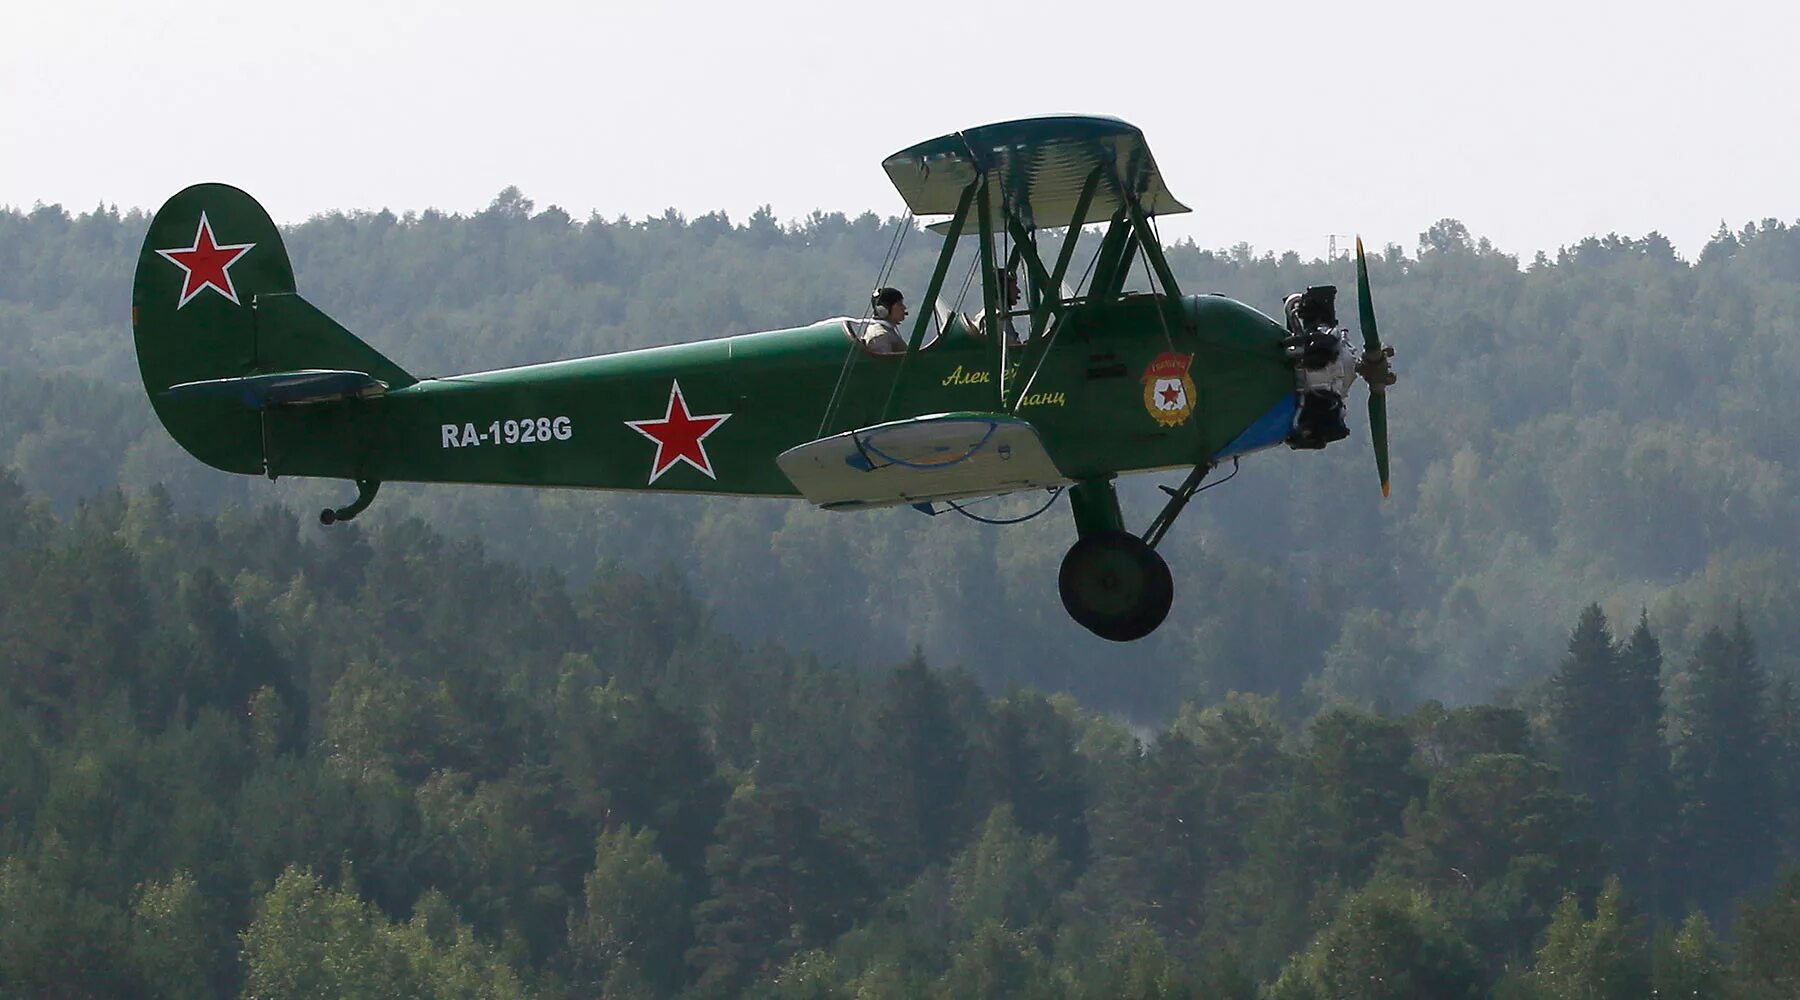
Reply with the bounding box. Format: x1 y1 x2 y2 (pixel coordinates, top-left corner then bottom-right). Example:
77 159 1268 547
155 212 255 308
1159 384 1183 405
625 380 732 483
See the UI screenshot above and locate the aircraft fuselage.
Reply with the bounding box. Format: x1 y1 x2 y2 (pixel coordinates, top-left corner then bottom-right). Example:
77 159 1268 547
261 293 1294 496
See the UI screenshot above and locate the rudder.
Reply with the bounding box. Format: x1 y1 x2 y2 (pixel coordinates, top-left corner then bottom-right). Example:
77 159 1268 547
131 184 413 476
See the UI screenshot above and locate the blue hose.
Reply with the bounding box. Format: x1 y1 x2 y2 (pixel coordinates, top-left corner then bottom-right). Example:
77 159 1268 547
851 420 999 471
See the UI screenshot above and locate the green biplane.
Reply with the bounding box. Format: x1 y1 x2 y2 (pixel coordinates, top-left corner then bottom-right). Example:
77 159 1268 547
130 115 1395 642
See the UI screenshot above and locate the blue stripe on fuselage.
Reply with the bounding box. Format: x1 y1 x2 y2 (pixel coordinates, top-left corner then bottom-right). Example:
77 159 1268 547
1214 393 1298 461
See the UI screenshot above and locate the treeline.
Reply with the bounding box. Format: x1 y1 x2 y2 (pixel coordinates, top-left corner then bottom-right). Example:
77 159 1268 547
1 475 1798 997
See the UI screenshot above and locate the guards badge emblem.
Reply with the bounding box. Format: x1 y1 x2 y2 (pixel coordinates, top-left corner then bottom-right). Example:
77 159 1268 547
1141 352 1196 427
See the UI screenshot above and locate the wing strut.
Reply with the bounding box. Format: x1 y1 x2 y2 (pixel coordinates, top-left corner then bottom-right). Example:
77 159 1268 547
1125 196 1182 300
975 180 1004 408
1086 208 1135 301
1040 165 1105 336
1141 459 1239 549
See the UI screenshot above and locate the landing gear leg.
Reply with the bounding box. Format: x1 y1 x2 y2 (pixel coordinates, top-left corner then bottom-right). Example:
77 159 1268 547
320 478 380 526
1059 479 1173 642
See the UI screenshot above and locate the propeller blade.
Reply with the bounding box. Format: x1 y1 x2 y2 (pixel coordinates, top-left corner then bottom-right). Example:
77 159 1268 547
1357 236 1391 498
1368 391 1390 498
1355 236 1381 353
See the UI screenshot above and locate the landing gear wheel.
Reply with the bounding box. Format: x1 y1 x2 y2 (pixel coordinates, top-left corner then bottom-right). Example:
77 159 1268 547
1058 530 1173 642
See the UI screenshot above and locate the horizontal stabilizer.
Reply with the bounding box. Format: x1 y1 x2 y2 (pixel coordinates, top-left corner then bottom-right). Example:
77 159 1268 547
778 412 1069 510
163 369 388 409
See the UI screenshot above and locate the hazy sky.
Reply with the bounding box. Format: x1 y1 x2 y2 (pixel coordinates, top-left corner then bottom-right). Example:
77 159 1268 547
5 0 1794 260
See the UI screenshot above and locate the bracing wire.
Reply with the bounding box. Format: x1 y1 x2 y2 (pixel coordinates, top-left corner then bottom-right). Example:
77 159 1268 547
954 251 980 314
1007 233 1105 414
1137 216 1179 355
1073 234 1103 297
873 212 911 293
823 210 915 436
945 486 1064 525
819 339 861 437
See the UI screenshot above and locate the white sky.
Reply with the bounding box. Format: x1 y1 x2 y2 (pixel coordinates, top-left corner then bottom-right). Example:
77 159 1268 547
5 0 1795 260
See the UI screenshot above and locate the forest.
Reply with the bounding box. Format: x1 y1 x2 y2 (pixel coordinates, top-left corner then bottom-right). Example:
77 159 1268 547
2 194 1799 996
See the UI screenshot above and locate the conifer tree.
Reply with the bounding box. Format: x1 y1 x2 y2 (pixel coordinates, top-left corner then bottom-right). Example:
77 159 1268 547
1768 676 1800 861
688 785 873 998
1085 698 1290 942
1395 753 1596 964
866 655 972 878
0 847 138 997
1549 606 1627 843
1304 708 1424 883
978 692 1088 867
1083 731 1209 939
1673 618 1776 915
1613 612 1676 915
550 678 729 887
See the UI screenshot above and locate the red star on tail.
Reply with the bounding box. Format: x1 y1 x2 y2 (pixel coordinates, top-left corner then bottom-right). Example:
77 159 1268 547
625 380 732 483
155 212 255 308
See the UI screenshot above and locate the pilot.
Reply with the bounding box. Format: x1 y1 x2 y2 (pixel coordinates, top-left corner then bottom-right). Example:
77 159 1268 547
864 287 909 354
974 269 1026 345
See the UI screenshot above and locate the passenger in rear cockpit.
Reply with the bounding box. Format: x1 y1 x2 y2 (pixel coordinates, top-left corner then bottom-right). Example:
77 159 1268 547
863 287 909 354
974 269 1028 346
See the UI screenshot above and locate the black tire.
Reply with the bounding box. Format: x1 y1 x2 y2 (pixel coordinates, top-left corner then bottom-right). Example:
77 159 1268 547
1058 530 1174 642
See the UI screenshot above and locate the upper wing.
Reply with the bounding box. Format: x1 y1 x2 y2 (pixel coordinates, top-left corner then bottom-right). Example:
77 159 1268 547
881 115 1190 233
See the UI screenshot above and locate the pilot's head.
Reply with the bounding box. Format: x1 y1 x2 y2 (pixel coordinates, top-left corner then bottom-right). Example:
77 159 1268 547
872 287 907 323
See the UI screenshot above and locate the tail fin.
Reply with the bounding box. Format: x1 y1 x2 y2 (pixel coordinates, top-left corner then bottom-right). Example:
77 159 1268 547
131 184 413 475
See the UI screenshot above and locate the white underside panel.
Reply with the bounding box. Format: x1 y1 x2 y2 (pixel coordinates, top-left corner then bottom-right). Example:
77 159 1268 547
777 413 1070 510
